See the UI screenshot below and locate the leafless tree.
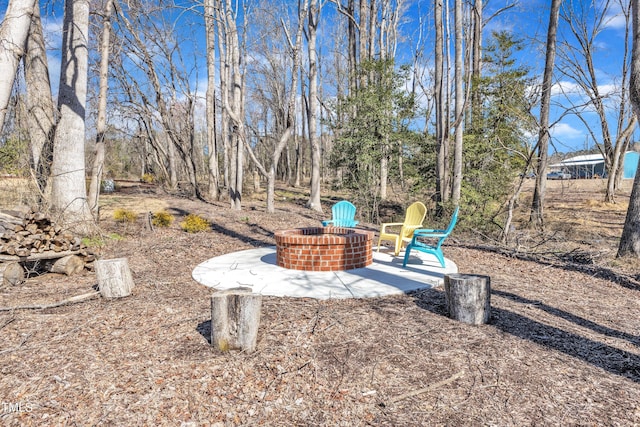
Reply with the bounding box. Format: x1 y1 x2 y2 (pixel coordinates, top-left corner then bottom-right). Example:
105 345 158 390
88 0 114 216
216 0 247 210
0 0 36 133
557 0 636 203
244 0 309 213
113 0 202 198
618 0 640 257
530 0 561 228
24 0 55 194
306 0 322 211
434 0 449 206
50 0 94 231
205 0 221 200
451 0 464 205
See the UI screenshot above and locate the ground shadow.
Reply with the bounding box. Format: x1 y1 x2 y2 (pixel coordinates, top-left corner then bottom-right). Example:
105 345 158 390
457 243 640 292
491 306 640 382
196 320 212 344
166 207 191 217
494 289 640 347
260 252 277 265
209 222 273 247
411 289 640 383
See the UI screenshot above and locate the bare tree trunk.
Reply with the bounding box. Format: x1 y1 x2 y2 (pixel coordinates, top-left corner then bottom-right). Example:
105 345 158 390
347 0 357 95
618 0 640 257
306 0 322 212
167 134 178 189
219 0 246 210
469 0 482 131
205 0 221 201
88 0 114 217
443 0 452 204
24 1 55 195
0 0 36 133
530 0 561 229
434 0 447 207
607 117 637 201
380 154 388 200
50 0 94 232
215 4 230 192
358 0 370 87
296 85 305 188
451 0 464 205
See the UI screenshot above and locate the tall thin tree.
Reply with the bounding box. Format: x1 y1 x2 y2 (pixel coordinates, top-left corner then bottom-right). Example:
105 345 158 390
205 0 221 201
306 0 323 212
618 0 640 257
434 0 448 207
451 0 464 205
530 0 561 228
88 0 114 216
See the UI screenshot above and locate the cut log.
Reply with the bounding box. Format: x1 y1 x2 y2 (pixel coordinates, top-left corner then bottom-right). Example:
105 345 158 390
0 262 25 287
49 255 85 276
95 258 135 298
0 250 81 262
444 274 491 325
0 211 25 226
211 289 262 352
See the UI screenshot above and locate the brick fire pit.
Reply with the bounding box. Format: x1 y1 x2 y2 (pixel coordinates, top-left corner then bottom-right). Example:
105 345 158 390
274 227 374 272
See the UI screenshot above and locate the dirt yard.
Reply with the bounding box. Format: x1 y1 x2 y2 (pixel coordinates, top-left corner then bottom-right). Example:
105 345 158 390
1 179 640 426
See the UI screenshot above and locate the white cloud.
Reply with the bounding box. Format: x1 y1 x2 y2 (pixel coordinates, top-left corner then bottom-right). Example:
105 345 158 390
552 80 619 102
551 81 582 97
42 16 63 51
550 122 584 141
602 1 627 31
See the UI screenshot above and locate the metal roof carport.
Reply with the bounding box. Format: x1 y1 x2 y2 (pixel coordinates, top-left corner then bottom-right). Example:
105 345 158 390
549 154 606 178
549 152 639 179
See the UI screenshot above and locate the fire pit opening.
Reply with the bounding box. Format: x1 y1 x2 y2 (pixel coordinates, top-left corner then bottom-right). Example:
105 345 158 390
274 227 373 272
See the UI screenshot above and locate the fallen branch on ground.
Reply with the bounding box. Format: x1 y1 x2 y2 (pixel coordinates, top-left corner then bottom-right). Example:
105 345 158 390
0 291 100 312
382 371 465 406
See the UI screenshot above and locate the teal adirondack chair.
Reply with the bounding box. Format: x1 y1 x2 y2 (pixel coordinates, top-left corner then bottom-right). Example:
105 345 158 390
322 201 359 227
402 206 459 268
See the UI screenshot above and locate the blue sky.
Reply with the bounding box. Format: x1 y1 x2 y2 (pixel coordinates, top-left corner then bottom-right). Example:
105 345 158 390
0 0 636 154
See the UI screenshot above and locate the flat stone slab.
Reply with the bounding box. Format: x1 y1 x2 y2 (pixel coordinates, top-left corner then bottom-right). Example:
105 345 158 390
192 246 458 299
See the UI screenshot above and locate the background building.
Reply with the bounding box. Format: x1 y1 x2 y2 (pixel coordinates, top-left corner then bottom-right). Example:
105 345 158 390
549 151 639 179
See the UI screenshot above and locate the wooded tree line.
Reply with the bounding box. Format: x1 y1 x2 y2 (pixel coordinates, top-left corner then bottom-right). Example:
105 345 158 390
3 0 640 257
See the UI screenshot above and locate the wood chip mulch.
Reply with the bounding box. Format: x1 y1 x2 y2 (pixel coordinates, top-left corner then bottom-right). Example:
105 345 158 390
1 194 640 426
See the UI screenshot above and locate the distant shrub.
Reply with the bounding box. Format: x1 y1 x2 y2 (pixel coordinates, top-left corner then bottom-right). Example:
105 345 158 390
152 210 174 227
140 173 155 183
0 137 29 176
113 208 137 223
82 233 124 248
180 214 210 233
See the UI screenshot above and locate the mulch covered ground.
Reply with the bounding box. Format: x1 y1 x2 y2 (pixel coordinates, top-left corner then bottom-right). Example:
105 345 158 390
1 186 640 426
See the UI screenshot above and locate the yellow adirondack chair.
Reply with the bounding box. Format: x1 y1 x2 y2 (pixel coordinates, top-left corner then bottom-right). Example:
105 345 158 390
377 201 427 256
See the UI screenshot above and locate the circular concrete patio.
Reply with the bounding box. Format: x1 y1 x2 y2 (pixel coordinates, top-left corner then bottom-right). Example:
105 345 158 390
192 246 458 299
